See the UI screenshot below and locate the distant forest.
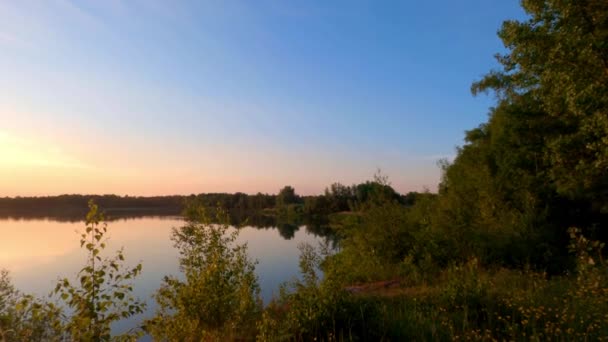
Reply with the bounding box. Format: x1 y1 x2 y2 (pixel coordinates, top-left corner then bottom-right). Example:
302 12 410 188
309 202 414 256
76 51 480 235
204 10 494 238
0 180 425 221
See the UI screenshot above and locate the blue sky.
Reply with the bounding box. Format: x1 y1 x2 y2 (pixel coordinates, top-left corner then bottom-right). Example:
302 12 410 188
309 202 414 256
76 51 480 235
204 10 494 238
0 1 527 196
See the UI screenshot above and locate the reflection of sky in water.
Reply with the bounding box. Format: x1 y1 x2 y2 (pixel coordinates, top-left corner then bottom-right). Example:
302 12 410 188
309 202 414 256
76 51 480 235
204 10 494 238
0 217 322 333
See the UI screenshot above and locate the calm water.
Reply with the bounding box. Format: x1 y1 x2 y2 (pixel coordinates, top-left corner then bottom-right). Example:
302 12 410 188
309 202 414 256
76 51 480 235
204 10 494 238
0 216 323 333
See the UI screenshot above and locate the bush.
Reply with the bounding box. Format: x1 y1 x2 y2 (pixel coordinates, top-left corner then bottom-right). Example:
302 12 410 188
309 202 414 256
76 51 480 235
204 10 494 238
258 243 353 341
145 202 261 341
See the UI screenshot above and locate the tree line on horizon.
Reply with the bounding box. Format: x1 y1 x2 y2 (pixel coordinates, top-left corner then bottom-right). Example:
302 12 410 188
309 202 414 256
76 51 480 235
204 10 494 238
0 182 423 219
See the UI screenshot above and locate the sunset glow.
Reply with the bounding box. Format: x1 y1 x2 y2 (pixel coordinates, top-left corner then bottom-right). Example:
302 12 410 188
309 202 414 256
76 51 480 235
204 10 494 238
0 1 525 196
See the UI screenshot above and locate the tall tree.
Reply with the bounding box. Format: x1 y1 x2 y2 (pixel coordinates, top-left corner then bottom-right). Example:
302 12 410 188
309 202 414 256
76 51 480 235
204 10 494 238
433 0 608 270
472 0 608 212
276 186 298 208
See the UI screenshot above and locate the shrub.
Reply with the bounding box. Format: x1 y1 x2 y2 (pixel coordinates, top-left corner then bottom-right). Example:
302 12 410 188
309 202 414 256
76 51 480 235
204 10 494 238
54 200 145 341
145 202 261 341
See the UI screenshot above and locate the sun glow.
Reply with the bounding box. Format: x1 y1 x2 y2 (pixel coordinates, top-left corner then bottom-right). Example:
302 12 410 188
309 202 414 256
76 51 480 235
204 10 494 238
0 131 88 169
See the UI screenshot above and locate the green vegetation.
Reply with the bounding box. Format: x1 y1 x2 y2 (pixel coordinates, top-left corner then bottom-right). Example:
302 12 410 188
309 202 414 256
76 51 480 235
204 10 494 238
0 201 144 341
257 1 608 339
144 202 261 340
248 1 608 340
53 201 145 341
0 269 64 341
1 1 607 340
0 185 404 225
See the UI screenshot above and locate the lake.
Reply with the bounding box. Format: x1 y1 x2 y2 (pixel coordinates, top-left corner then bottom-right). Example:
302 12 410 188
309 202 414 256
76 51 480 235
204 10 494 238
0 215 326 334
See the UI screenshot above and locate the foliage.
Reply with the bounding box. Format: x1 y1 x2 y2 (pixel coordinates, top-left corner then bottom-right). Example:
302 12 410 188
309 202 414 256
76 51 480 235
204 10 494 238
0 192 276 222
257 228 608 341
1 270 65 341
472 0 608 213
303 177 405 217
1 294 65 342
326 190 443 284
0 270 17 321
443 229 608 341
276 186 300 209
145 201 261 341
427 0 608 272
329 203 411 283
257 243 352 341
54 200 145 341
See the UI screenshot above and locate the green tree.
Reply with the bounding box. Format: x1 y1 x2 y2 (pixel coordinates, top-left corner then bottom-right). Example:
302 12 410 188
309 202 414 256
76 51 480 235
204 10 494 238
472 0 608 213
428 0 608 271
54 200 145 341
145 202 261 341
276 186 298 208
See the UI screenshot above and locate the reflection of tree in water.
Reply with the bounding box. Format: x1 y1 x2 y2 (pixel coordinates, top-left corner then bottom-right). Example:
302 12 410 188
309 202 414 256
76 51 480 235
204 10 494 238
1 206 339 244
229 211 276 229
0 208 181 223
305 220 339 248
276 222 299 240
228 210 301 240
202 210 339 242
232 209 338 242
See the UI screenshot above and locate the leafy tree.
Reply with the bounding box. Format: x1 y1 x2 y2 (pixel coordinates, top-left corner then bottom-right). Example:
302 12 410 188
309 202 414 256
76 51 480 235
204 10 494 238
427 0 608 271
54 200 145 341
145 202 261 341
352 181 402 210
324 183 353 212
276 186 298 208
472 0 608 213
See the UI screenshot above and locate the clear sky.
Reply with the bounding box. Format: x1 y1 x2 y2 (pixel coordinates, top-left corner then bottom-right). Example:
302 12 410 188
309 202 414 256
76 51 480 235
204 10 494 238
0 1 526 196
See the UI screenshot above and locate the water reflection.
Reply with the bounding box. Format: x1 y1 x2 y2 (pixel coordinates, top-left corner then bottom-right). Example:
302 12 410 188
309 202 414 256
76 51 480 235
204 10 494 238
0 208 181 223
0 214 334 333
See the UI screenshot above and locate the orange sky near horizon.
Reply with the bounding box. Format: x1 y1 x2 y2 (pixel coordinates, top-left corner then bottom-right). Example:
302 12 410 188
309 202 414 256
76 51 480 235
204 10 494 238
0 129 443 197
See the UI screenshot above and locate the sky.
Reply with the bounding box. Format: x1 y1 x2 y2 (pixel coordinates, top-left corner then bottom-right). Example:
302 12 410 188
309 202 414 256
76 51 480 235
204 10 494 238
0 0 527 196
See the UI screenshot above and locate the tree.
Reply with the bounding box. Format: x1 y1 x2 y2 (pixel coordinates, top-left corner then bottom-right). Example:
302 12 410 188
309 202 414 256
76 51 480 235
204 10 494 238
426 0 608 271
145 202 261 340
276 186 298 208
54 200 145 341
472 0 608 213
324 183 353 212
